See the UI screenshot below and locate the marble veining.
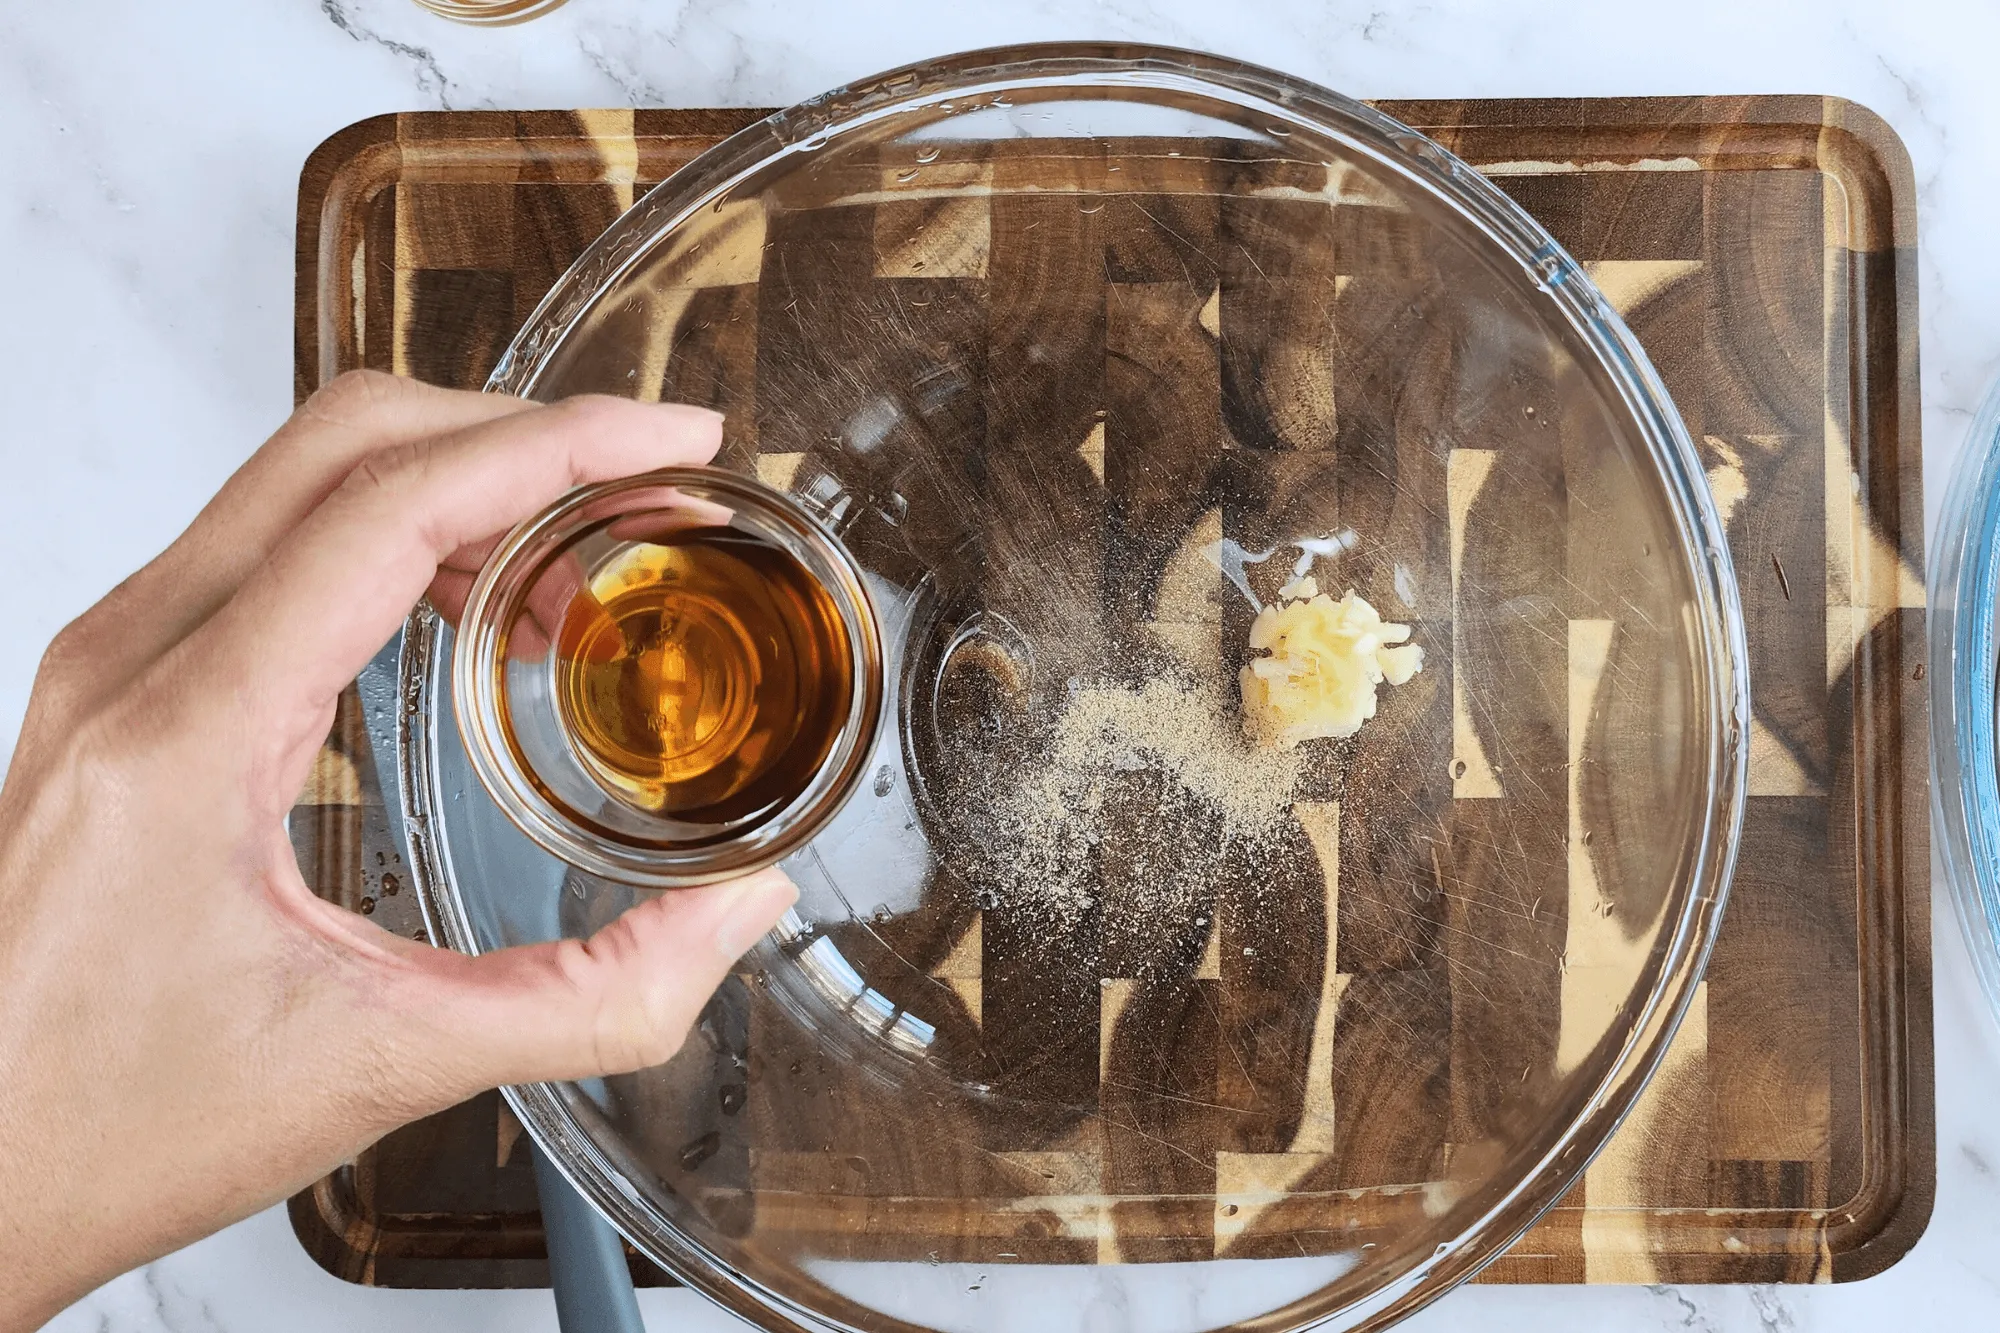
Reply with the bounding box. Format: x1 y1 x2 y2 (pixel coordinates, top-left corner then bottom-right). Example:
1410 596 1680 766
319 0 467 111
7 0 2000 1329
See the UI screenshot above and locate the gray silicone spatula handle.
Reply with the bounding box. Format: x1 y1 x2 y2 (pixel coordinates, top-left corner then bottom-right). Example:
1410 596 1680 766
530 1138 647 1333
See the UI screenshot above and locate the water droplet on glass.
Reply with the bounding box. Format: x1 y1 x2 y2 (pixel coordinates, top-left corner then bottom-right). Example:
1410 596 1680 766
1242 946 1257 957
895 167 920 183
359 897 376 915
800 133 829 151
1078 200 1105 215
678 1131 721 1171
873 765 895 797
915 145 941 163
1452 760 1468 779
871 904 893 924
1914 662 1927 680
1222 1202 1240 1216
381 873 400 896
1581 829 1593 846
1267 124 1292 137
719 1083 747 1116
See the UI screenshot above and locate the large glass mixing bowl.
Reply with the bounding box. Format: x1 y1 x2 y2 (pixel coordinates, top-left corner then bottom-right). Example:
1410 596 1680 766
398 43 1748 1333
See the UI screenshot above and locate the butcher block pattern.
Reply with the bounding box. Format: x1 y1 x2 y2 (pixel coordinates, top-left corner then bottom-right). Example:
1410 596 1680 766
288 97 1927 1288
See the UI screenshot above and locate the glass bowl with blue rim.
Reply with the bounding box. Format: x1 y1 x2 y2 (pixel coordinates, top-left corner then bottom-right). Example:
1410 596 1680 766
1932 375 2000 1023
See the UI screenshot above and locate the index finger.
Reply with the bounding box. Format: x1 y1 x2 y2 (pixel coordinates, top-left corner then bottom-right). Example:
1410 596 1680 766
185 396 725 737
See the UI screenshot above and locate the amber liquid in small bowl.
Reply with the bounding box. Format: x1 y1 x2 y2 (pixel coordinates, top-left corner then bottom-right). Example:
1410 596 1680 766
542 528 854 826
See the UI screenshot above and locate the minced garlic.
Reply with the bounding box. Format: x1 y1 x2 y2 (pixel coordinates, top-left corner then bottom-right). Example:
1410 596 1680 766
1240 582 1424 748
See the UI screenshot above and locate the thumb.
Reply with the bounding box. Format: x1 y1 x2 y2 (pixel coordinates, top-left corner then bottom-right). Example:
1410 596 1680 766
408 868 798 1095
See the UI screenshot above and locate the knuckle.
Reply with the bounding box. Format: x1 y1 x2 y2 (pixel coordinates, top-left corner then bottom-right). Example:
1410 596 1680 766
566 927 693 1074
37 615 94 683
305 368 405 424
342 438 431 501
28 614 107 718
19 594 188 766
59 707 144 798
546 393 630 437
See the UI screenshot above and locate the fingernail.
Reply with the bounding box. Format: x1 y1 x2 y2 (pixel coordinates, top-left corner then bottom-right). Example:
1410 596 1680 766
713 871 798 960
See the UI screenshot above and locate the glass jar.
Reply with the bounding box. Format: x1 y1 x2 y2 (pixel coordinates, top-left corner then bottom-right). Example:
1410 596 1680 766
409 0 569 25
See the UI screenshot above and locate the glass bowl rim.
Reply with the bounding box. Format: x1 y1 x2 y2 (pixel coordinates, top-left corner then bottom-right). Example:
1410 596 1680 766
404 39 1752 1333
1931 373 2000 1026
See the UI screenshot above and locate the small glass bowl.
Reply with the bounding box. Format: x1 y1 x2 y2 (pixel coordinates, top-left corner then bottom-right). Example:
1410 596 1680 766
451 466 886 887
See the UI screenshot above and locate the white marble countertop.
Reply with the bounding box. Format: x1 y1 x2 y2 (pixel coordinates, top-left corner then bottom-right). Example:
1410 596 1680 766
8 0 2000 1328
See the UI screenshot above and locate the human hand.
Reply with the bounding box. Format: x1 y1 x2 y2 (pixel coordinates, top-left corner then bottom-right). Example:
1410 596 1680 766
0 372 799 1328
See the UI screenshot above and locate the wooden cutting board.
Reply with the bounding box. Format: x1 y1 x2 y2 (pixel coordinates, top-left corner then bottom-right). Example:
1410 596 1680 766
286 97 1930 1288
